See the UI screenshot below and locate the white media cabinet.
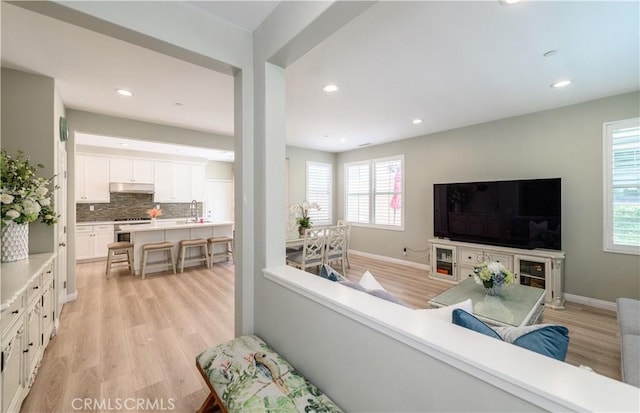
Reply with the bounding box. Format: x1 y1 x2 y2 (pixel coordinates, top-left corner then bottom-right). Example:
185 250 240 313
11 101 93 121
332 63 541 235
428 238 565 309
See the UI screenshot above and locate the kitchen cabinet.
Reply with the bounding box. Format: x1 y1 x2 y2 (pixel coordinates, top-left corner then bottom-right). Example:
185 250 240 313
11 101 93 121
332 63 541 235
1 254 56 413
154 161 205 202
76 154 110 202
109 158 154 184
75 224 114 261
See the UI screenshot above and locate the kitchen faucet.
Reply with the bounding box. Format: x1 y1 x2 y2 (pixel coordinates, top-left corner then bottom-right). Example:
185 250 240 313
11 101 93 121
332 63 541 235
190 199 199 222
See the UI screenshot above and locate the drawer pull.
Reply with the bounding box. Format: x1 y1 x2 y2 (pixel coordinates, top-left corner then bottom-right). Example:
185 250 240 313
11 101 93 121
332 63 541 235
12 310 19 314
43 315 48 319
23 349 29 353
29 342 34 347
47 270 52 274
33 286 39 290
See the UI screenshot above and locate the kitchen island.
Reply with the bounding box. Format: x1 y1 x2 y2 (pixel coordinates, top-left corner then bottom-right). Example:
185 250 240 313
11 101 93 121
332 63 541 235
117 220 234 275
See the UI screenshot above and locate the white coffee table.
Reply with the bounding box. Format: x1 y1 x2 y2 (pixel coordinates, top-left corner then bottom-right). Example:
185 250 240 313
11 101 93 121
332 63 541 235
428 277 546 327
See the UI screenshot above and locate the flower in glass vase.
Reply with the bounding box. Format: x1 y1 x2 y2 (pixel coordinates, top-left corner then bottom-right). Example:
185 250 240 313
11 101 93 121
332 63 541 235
1 150 58 227
473 261 514 296
147 207 163 218
290 201 320 236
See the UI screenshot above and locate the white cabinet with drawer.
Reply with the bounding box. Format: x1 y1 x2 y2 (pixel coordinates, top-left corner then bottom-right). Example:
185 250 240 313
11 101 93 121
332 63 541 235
1 254 56 413
75 224 114 261
428 238 565 308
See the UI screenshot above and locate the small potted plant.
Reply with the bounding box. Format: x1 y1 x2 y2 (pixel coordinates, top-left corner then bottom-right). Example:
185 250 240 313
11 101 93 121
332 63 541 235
146 207 163 225
290 201 320 237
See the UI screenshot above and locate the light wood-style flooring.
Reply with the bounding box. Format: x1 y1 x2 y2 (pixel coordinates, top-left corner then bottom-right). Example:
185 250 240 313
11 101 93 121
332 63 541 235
22 254 621 412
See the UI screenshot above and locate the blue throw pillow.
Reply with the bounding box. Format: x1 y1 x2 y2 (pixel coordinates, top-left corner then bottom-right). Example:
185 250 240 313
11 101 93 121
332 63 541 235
319 264 346 282
452 309 502 339
452 309 570 361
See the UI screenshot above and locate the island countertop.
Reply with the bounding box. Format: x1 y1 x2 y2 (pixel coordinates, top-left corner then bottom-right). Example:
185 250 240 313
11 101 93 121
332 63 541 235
117 220 234 233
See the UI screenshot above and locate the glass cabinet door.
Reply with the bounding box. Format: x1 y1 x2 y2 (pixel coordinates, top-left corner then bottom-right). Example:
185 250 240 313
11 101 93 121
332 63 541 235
515 256 550 290
431 245 456 279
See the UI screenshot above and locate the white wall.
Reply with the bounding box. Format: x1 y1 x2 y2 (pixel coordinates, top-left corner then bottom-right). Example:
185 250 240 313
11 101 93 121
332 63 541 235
336 92 640 302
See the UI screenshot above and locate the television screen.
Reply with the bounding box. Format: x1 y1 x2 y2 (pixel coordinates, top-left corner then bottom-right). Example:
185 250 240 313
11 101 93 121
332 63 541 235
434 178 561 250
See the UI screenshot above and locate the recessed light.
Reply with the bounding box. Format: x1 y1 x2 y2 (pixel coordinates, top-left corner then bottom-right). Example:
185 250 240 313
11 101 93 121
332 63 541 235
412 119 423 125
551 80 572 88
116 89 133 97
340 138 346 143
500 0 523 5
323 84 339 93
543 50 558 58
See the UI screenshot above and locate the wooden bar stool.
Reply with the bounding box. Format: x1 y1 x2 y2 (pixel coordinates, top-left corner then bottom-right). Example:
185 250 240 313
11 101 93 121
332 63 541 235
177 238 209 273
140 242 176 279
105 241 134 278
207 236 234 267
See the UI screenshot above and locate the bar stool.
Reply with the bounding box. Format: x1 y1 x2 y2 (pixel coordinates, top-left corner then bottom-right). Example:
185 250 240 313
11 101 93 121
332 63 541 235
207 235 234 267
177 238 209 273
140 242 176 279
105 241 134 278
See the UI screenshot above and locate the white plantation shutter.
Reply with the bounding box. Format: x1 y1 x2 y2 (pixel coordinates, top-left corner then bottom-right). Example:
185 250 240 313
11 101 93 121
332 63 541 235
374 158 403 226
346 162 370 223
345 155 404 229
604 118 640 254
306 161 332 225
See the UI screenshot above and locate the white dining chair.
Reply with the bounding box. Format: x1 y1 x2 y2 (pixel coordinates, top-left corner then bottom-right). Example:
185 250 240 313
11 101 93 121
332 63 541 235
337 220 352 268
286 228 326 272
325 225 348 275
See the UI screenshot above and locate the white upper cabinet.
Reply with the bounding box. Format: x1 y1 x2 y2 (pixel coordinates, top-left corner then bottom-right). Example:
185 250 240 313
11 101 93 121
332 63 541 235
109 158 153 183
191 164 205 201
76 154 110 203
153 161 204 202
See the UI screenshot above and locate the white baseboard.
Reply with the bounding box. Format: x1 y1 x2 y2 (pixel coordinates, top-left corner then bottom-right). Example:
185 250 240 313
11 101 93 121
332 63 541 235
66 290 78 302
350 250 430 272
564 293 617 312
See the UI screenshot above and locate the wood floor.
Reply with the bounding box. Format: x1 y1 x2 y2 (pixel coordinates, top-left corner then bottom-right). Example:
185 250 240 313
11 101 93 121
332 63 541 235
22 254 622 412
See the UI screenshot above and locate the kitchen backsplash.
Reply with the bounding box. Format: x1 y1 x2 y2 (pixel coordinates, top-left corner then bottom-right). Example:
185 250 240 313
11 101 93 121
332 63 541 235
76 193 203 222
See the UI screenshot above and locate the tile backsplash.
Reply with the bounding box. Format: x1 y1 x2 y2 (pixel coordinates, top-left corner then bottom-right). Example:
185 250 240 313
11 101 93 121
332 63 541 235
76 193 203 222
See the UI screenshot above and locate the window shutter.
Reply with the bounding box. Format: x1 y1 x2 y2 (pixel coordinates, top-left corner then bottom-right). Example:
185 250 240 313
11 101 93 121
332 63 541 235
611 123 640 247
373 158 403 226
345 162 370 223
306 162 332 225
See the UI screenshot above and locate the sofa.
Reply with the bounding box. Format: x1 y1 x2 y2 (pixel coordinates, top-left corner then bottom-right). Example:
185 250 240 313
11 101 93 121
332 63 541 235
617 297 640 387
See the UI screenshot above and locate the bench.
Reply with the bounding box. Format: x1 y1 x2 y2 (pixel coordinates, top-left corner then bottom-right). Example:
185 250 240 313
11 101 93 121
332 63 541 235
196 335 343 413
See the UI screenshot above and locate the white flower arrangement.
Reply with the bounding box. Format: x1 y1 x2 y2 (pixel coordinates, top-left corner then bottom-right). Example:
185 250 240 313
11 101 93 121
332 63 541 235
473 261 514 289
290 201 320 228
1 150 58 228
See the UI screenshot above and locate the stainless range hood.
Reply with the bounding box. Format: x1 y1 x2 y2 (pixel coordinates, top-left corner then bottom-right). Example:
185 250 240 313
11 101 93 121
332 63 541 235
109 182 155 194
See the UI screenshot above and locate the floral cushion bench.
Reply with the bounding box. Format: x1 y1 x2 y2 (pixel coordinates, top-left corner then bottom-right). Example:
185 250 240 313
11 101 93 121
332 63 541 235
196 335 343 413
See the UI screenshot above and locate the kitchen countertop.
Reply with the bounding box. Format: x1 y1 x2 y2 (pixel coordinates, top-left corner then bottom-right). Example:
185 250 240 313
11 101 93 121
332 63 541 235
116 220 234 232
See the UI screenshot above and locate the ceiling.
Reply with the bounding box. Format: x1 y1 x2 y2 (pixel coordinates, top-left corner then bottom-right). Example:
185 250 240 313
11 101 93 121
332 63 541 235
2 1 639 155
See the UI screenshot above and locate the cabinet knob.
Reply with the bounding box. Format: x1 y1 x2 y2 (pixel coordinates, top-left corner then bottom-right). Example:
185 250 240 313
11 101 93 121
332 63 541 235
58 242 66 247
43 315 48 319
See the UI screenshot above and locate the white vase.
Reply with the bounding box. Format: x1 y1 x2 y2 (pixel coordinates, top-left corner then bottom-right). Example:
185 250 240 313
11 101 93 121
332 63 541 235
1 222 29 262
150 218 157 226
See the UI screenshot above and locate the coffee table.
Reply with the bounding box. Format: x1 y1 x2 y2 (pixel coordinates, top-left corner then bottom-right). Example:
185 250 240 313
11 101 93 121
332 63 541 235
428 277 545 327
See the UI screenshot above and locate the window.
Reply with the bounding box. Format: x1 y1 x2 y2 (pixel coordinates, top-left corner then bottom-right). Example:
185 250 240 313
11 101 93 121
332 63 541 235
306 161 332 225
603 118 640 254
345 155 404 229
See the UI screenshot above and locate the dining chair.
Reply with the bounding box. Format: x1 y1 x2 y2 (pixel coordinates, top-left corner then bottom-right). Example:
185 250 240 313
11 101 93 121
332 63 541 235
337 220 352 268
325 225 348 275
286 228 326 272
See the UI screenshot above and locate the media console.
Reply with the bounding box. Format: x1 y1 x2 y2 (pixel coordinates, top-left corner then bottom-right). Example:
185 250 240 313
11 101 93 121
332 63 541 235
428 238 565 309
